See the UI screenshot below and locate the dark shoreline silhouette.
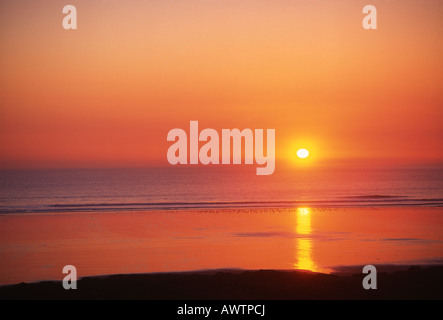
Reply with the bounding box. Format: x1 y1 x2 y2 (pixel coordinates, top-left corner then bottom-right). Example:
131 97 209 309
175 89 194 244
1 265 442 300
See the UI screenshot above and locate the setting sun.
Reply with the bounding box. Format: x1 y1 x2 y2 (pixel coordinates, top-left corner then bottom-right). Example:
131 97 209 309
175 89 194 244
285 140 319 166
297 149 309 159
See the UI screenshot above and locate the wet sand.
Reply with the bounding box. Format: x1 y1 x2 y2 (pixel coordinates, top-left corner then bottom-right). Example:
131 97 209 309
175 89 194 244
1 207 443 294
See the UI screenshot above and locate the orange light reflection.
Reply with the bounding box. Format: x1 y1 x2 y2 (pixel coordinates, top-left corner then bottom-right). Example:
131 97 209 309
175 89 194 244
295 207 318 272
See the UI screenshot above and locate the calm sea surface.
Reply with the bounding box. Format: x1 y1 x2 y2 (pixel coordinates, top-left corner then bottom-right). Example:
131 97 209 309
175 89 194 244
0 166 442 213
1 166 443 285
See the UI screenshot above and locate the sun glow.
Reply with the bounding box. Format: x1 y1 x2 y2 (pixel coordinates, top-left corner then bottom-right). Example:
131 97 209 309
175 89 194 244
285 140 319 166
297 149 309 159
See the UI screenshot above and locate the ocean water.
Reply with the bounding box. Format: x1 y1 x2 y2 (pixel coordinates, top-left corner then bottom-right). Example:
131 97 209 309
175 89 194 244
0 166 442 213
1 207 443 285
1 166 443 285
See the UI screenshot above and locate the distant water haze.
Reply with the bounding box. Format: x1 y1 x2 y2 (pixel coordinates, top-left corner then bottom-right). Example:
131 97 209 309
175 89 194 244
0 166 442 214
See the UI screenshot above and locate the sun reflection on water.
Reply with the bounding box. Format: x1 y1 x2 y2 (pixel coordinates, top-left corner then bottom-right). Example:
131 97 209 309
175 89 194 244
295 207 318 272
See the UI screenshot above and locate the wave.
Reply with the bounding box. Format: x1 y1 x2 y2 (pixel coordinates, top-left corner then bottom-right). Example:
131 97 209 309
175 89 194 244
340 195 403 199
1 196 443 214
48 197 443 208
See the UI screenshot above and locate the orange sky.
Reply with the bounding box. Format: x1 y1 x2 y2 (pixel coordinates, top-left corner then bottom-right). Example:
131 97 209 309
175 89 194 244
0 0 442 168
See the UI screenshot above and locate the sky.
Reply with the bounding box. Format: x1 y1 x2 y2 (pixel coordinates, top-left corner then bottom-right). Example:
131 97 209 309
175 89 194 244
0 0 442 168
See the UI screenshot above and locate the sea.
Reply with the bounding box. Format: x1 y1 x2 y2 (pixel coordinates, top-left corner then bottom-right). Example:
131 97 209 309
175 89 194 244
0 165 442 214
1 165 443 285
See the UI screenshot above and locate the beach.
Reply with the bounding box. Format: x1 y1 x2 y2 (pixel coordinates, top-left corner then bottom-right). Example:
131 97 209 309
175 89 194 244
1 266 442 300
1 207 442 299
